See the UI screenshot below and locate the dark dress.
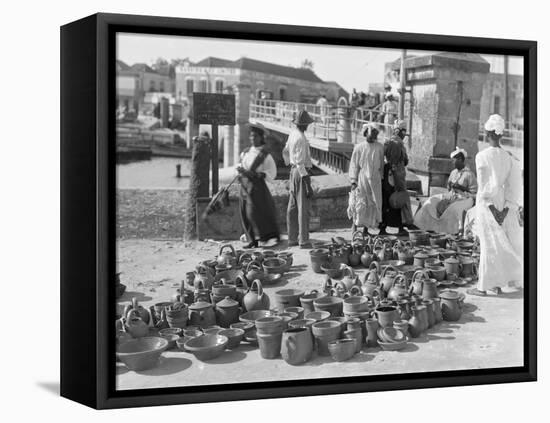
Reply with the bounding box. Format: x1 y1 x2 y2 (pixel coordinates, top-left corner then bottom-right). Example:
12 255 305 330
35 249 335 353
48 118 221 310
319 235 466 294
239 148 280 243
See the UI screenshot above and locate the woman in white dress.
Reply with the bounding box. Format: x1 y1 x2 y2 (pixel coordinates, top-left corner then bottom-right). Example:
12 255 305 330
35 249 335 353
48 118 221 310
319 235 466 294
414 148 477 234
348 123 384 232
467 115 523 296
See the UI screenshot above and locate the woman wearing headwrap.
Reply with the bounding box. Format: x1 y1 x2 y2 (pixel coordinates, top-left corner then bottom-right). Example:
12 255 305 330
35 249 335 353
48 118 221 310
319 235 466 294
467 114 523 296
348 123 384 232
236 121 279 248
413 147 478 234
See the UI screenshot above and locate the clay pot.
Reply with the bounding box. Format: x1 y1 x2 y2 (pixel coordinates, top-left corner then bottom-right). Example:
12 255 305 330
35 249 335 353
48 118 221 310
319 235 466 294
255 316 283 335
284 307 304 320
431 297 443 323
393 320 410 337
125 310 150 338
459 257 477 277
289 318 316 344
360 245 374 267
343 295 369 314
243 279 270 312
281 327 313 365
421 278 439 300
124 297 151 326
312 320 341 355
409 270 429 296
361 269 381 299
215 296 241 328
230 322 254 340
426 265 446 281
328 339 356 361
440 290 464 321
344 325 363 353
386 274 409 302
244 261 266 284
217 244 238 267
313 296 344 317
340 265 359 291
379 265 399 294
408 306 424 338
349 244 363 267
309 248 330 274
413 252 429 268
263 257 287 275
257 332 282 359
278 312 298 330
422 299 435 328
274 288 305 313
373 306 399 329
277 251 293 272
327 316 348 337
443 257 462 276
165 303 189 329
396 299 411 321
188 301 216 329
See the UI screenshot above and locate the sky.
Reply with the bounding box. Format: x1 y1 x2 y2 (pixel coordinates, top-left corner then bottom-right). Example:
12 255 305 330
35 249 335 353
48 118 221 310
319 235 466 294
117 33 524 93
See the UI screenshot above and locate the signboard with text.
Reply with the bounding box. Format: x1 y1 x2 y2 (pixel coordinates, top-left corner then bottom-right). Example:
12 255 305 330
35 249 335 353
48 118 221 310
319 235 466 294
193 93 236 125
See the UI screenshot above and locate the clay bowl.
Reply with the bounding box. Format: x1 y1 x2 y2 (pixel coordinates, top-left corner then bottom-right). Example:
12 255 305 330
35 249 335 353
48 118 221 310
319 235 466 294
160 334 180 350
179 329 204 348
218 328 245 349
378 338 408 351
159 328 183 337
305 310 331 322
382 327 406 343
230 322 254 337
328 339 356 362
203 326 224 336
116 337 168 371
377 327 392 343
379 260 406 270
277 252 293 271
263 273 284 286
321 262 343 278
263 258 287 275
239 310 275 325
184 334 228 361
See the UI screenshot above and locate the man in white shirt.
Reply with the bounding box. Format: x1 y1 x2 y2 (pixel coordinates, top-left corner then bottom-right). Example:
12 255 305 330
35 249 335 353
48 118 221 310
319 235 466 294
282 110 315 248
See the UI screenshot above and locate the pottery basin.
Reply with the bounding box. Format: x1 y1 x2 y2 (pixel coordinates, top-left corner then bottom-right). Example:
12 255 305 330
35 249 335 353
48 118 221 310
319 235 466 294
328 339 356 362
116 337 168 371
184 334 228 361
218 328 245 349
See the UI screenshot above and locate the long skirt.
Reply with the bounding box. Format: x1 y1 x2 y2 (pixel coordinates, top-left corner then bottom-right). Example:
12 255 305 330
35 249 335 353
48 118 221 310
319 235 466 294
414 194 474 234
239 177 279 242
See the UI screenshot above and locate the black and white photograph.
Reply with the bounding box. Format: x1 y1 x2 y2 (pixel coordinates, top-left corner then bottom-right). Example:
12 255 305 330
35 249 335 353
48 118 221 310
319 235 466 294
114 32 526 390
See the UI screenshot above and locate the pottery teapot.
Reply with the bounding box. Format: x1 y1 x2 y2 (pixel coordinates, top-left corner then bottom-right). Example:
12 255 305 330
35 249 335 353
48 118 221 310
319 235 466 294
244 260 266 284
360 245 375 267
194 264 214 291
123 297 151 325
393 240 415 265
349 244 363 267
373 238 393 262
188 300 216 328
379 265 399 294
125 309 149 338
362 269 381 298
386 274 410 302
243 279 270 312
215 296 241 328
409 270 430 296
340 265 359 291
217 244 238 267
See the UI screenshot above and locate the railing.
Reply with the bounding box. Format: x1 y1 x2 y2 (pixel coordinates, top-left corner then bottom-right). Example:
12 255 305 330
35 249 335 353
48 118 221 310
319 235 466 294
250 100 395 144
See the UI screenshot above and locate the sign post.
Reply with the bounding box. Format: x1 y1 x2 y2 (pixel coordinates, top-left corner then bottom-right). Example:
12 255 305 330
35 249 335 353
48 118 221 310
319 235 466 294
193 93 236 195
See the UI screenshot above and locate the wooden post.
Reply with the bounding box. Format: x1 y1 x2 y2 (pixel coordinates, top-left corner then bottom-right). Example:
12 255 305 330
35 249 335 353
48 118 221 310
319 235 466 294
504 55 510 127
211 124 219 195
176 164 182 178
183 135 211 241
399 49 406 120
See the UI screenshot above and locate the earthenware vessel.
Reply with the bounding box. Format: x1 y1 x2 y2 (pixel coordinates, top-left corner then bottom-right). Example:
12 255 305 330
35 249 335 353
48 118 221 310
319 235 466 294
284 306 304 320
417 304 429 332
393 319 410 337
379 265 399 294
274 288 305 313
125 309 149 338
431 297 443 323
349 244 363 267
184 334 228 361
217 244 238 267
409 269 429 296
165 302 189 329
218 328 245 349
373 305 399 328
277 251 293 272
343 295 369 314
255 316 283 335
344 326 363 353
360 245 375 267
215 296 241 328
422 299 435 328
365 317 379 347
421 278 439 300
278 312 298 330
396 299 411 321
387 274 409 302
440 290 464 321
194 264 214 291
309 248 330 274
257 332 282 359
230 321 254 339
328 339 356 362
313 295 344 317
340 265 359 291
458 256 476 277
327 316 348 337
362 269 381 299
312 320 341 355
443 257 462 277
243 279 270 312
299 290 326 314
281 327 313 365
244 260 266 284
116 337 168 371
408 306 424 338
188 301 216 329
123 297 151 325
413 251 429 268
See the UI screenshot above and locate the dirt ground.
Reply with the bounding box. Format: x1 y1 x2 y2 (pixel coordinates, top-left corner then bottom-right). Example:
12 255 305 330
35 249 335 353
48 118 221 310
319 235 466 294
115 229 524 391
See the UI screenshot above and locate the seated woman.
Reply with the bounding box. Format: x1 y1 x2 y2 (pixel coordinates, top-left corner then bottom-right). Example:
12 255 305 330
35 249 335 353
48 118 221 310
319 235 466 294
236 121 279 248
414 148 477 234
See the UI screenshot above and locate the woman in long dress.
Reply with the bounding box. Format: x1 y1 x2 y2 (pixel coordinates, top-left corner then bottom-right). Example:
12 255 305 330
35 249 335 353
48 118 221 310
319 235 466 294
414 148 477 234
467 115 523 296
348 123 384 232
236 122 279 248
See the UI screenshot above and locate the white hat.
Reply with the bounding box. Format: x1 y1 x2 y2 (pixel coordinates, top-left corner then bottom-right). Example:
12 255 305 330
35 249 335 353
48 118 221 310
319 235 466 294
247 121 269 135
362 122 379 136
393 119 407 131
450 147 467 159
484 114 505 135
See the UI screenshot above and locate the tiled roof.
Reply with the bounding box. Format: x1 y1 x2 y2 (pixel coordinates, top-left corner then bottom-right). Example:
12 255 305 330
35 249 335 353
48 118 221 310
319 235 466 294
116 60 132 71
194 56 324 83
130 63 156 73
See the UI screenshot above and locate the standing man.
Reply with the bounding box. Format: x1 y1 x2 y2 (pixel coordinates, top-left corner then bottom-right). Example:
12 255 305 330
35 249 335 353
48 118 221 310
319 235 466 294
383 119 415 231
283 110 315 248
348 123 384 234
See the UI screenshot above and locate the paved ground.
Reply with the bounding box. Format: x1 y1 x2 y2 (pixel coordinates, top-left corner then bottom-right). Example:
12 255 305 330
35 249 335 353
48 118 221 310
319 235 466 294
116 229 523 391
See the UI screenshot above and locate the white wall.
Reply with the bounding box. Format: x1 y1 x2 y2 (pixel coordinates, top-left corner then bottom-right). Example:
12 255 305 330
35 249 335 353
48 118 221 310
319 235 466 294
2 0 546 421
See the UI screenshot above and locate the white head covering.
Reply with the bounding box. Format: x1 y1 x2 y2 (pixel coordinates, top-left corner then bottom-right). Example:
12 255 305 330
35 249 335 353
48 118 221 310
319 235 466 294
362 122 379 136
484 114 505 135
393 119 407 131
450 147 467 159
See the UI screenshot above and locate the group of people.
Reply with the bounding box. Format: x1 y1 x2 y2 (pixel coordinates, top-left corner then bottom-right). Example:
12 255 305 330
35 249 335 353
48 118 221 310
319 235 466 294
234 110 523 296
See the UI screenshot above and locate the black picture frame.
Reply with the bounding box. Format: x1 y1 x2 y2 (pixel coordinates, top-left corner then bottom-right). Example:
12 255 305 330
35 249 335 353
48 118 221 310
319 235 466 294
60 12 537 409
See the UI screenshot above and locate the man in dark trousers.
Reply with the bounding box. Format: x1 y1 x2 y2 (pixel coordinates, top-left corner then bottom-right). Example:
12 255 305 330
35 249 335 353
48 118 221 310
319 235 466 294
283 110 315 248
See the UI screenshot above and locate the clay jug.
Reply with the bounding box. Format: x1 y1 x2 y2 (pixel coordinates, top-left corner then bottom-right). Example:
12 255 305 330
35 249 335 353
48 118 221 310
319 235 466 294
349 244 363 267
165 302 189 329
243 279 270 312
125 309 149 338
440 290 464 321
408 306 423 338
416 304 429 332
379 265 398 294
459 256 476 277
281 327 313 365
422 299 435 328
245 260 266 284
387 274 409 302
341 265 359 291
188 301 216 328
362 269 381 298
421 278 439 300
365 317 379 347
194 264 214 291
360 245 374 267
444 257 462 276
344 327 363 353
393 240 415 265
310 248 330 274
409 270 429 296
217 244 238 267
257 332 282 359
300 290 326 315
373 305 399 328
413 251 429 268
396 299 411 321
123 297 151 325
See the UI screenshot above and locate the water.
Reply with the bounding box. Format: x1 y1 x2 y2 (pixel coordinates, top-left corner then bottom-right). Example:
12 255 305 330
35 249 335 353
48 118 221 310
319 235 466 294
117 157 191 189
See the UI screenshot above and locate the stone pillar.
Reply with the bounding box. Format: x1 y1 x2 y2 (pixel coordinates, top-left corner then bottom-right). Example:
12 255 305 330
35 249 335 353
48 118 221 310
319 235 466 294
186 96 199 145
160 97 170 128
223 125 235 167
233 83 252 165
389 53 490 175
